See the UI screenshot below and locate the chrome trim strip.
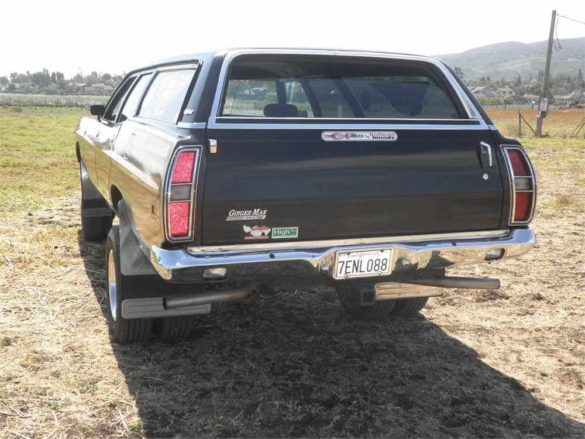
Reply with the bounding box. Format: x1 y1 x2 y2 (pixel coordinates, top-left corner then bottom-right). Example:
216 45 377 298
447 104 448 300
177 122 207 129
502 145 537 225
207 123 488 131
188 229 508 253
207 49 487 129
216 116 479 122
163 145 202 243
151 228 536 281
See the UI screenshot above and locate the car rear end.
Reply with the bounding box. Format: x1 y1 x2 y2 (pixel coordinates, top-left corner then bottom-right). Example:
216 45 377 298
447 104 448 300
152 50 536 282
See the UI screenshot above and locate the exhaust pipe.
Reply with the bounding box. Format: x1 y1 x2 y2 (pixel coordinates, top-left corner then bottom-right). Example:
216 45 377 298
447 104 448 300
409 276 500 290
375 276 500 301
165 286 253 309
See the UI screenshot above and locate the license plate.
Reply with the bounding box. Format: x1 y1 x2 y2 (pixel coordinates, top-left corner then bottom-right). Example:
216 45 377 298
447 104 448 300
334 249 392 279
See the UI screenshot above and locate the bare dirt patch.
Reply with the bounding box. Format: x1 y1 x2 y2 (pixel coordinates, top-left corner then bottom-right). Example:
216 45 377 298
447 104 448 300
1 146 584 437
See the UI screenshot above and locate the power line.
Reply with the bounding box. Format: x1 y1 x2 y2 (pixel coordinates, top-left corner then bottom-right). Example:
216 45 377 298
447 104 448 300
551 13 585 52
557 14 585 27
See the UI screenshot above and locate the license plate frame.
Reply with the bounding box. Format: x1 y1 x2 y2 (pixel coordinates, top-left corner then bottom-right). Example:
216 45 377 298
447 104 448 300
333 248 393 280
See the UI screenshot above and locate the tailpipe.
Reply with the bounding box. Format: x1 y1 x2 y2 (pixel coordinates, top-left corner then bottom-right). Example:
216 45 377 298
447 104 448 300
409 276 500 290
165 286 254 309
375 276 500 301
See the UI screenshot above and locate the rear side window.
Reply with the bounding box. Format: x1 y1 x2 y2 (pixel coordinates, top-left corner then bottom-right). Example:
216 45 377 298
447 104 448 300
139 69 195 123
220 55 463 119
104 77 136 122
119 73 152 122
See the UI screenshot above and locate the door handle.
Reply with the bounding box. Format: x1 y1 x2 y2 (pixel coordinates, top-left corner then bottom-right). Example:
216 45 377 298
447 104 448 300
479 142 493 168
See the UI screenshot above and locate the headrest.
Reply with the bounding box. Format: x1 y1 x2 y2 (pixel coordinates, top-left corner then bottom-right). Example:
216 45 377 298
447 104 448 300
263 103 299 117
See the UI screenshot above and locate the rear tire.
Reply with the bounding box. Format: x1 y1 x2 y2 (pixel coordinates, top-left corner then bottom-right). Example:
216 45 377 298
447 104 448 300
80 163 113 242
154 316 195 342
336 283 396 320
105 226 152 344
391 297 429 317
82 214 113 243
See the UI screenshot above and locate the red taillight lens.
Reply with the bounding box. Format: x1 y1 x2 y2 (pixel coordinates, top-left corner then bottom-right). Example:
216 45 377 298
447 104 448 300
506 149 531 176
513 192 533 222
171 151 196 184
166 147 200 241
504 146 536 225
169 201 190 237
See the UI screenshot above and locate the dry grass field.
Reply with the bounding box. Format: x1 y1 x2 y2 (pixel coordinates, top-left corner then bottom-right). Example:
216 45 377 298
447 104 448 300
0 107 584 437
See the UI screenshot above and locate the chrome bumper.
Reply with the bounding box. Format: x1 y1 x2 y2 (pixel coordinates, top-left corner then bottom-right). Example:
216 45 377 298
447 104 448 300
149 228 536 283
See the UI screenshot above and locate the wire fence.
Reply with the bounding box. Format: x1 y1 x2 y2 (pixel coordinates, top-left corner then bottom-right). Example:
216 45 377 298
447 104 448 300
0 93 109 107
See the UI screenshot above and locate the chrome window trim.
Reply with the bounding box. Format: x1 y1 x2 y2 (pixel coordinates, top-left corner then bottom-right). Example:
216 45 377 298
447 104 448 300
502 145 537 225
205 122 488 131
207 49 487 129
163 145 202 243
188 229 509 254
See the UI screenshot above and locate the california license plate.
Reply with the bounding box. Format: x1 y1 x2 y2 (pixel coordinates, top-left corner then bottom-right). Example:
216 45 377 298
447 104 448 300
334 249 392 279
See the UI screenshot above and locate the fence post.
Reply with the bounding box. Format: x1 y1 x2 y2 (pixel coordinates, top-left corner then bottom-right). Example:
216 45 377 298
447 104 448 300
518 111 522 138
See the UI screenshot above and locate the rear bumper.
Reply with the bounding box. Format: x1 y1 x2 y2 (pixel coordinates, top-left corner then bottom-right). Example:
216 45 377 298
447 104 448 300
149 228 536 283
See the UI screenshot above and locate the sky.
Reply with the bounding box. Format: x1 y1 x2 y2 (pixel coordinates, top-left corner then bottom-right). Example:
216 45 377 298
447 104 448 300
1 0 584 78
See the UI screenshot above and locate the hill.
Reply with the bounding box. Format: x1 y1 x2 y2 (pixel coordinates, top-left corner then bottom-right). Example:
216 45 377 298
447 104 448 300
439 37 585 81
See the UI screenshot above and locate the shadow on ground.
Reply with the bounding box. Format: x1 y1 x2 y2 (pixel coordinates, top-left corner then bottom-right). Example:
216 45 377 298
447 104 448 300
78 235 585 438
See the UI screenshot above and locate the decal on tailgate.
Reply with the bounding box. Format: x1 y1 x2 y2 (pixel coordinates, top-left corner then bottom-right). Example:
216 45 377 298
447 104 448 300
243 225 271 240
321 131 398 142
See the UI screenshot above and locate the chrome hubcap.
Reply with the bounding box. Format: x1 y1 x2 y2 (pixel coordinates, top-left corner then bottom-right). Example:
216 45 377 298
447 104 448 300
107 250 118 321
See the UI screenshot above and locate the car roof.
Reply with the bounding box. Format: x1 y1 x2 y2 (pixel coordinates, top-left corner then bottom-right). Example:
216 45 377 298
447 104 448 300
140 48 441 71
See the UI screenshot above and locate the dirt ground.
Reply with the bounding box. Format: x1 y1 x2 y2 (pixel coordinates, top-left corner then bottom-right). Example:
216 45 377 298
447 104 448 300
1 145 584 438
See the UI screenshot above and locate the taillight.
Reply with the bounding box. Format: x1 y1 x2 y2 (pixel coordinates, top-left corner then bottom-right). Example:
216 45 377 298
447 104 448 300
165 147 200 241
503 146 536 225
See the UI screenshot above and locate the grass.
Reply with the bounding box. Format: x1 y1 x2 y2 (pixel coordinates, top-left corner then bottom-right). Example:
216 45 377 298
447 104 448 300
0 106 85 219
489 108 585 139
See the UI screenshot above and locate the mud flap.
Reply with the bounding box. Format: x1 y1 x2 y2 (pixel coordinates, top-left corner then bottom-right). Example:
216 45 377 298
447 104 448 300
118 201 157 277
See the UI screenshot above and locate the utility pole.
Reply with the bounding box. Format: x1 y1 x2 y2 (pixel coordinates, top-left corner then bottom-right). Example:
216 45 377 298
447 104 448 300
535 9 557 137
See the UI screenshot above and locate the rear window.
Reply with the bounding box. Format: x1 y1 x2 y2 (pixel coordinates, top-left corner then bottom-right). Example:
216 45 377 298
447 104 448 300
139 69 195 123
220 55 463 119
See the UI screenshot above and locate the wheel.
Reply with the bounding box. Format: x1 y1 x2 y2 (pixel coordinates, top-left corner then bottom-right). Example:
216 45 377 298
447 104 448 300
336 282 396 320
154 316 196 342
391 297 429 317
80 163 113 242
81 210 113 242
105 226 152 344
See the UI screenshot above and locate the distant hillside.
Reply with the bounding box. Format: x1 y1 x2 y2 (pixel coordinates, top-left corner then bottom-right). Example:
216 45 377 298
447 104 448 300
439 37 585 81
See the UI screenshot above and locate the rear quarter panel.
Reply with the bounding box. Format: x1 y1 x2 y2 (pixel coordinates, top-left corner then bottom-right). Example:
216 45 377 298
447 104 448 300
108 120 205 249
76 116 102 183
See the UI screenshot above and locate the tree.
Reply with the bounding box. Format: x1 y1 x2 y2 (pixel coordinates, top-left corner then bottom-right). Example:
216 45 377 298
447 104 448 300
453 66 464 80
0 76 9 86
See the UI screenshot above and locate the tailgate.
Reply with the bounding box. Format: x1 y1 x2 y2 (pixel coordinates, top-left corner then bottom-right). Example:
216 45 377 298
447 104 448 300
202 126 504 245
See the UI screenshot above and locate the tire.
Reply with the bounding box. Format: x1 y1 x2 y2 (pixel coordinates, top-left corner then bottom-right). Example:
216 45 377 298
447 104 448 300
154 316 196 342
391 297 429 317
336 283 396 320
105 226 152 344
80 163 113 242
81 213 113 243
